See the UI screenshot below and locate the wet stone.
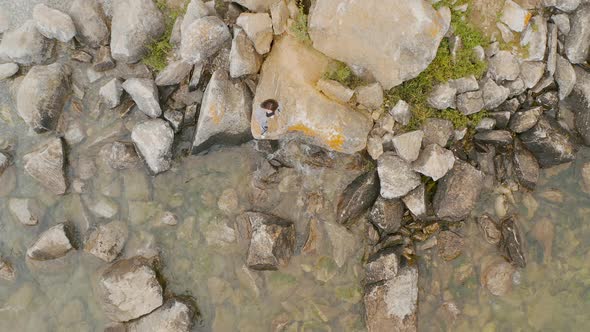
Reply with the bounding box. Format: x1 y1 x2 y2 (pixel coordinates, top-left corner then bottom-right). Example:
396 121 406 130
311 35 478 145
243 212 295 271
131 119 174 174
519 115 576 168
499 216 527 268
509 107 542 133
23 137 67 195
378 152 421 200
0 152 9 176
0 20 54 65
27 223 73 261
0 257 16 281
434 160 484 222
482 261 516 296
368 197 404 234
9 198 42 226
364 249 399 285
107 141 140 170
97 257 164 322
478 214 501 244
513 139 540 190
84 221 128 262
437 230 464 261
94 46 116 72
336 171 380 225
126 297 196 332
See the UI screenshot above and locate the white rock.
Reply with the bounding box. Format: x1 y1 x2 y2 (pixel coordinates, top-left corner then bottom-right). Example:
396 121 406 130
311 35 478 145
180 16 231 65
556 54 577 100
69 0 110 47
428 83 457 110
132 119 174 174
0 20 54 65
520 15 547 61
412 144 455 181
27 223 73 261
236 13 273 55
33 4 76 43
500 0 531 32
389 100 412 126
488 50 520 82
122 78 162 118
85 220 128 262
0 63 18 80
378 152 421 199
391 131 424 163
520 61 545 89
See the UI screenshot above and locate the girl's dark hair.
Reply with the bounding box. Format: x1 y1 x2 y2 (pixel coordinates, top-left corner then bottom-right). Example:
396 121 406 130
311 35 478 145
260 99 279 111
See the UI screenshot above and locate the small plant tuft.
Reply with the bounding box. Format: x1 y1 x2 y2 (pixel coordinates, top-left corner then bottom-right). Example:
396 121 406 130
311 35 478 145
143 0 184 72
290 1 312 45
323 61 365 89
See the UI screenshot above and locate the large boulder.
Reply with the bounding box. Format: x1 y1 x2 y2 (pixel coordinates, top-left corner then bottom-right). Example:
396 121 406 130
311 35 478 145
127 298 197 332
69 0 109 47
17 63 71 133
192 70 252 154
308 0 451 89
23 138 67 195
96 257 164 322
364 265 418 332
180 16 231 65
131 119 174 174
252 36 372 153
433 160 483 222
519 115 576 167
0 20 54 65
111 0 165 63
565 4 590 64
32 4 76 43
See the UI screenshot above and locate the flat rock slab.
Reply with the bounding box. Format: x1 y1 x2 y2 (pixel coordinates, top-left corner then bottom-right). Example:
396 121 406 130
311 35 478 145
97 257 163 322
252 36 372 153
309 0 450 89
434 160 484 222
23 137 67 195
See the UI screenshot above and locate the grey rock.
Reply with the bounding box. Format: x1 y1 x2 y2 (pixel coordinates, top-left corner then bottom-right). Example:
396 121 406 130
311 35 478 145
509 107 542 133
17 63 70 133
100 78 123 109
505 77 526 98
513 139 540 189
69 0 109 47
180 16 231 65
434 160 484 221
564 66 590 145
498 98 521 113
519 115 576 167
368 197 404 234
111 0 165 63
475 117 497 131
428 83 457 110
555 55 576 100
356 83 384 110
189 63 204 91
155 60 193 86
27 223 73 261
543 0 581 12
122 78 162 118
131 119 174 174
520 15 547 61
450 76 479 93
270 0 289 35
23 138 67 195
0 63 19 80
365 249 399 285
0 20 53 65
565 3 590 64
422 118 454 147
192 70 252 154
500 0 530 32
490 111 512 129
457 90 484 115
402 185 427 219
229 27 262 78
169 15 183 47
236 12 273 55
391 130 423 162
389 100 412 126
127 298 196 332
364 265 418 332
0 9 9 33
0 152 9 177
9 198 42 226
367 136 384 160
242 212 295 270
520 61 545 89
552 13 570 35
85 221 128 262
536 91 559 109
413 144 455 181
482 78 510 109
181 0 212 37
547 23 558 76
33 4 76 43
497 21 515 43
488 51 520 82
107 141 140 170
164 109 184 133
94 46 116 72
336 171 380 224
378 152 421 199
97 257 163 322
474 130 513 147
184 104 198 126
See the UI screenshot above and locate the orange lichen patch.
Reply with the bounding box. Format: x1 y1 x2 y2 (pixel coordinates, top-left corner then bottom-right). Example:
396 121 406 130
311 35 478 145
208 105 222 125
288 123 345 151
429 23 441 38
327 133 345 150
524 12 533 26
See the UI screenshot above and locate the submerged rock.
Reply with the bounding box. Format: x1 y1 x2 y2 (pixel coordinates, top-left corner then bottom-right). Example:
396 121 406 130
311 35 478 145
27 223 73 261
131 119 174 174
499 216 527 268
378 152 421 200
513 140 540 190
180 16 231 65
252 36 372 153
368 197 404 234
0 63 19 80
23 137 67 195
364 265 418 332
437 230 464 261
69 0 109 47
565 4 590 64
0 20 54 65
17 63 71 133
308 0 450 89
122 78 162 118
519 115 576 167
85 221 128 262
482 260 515 296
365 249 399 285
97 257 163 322
0 257 16 281
192 70 252 154
111 0 165 63
127 297 197 332
9 198 42 226
33 4 76 43
94 46 116 72
434 160 484 222
107 141 140 170
336 171 380 225
242 212 295 271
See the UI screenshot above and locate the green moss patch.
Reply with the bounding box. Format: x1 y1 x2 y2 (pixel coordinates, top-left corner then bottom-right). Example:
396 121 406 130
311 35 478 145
385 0 489 131
323 61 366 89
290 1 312 45
143 0 185 72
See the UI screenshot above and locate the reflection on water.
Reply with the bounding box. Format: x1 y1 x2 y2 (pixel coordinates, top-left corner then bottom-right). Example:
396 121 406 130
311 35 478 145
418 149 590 331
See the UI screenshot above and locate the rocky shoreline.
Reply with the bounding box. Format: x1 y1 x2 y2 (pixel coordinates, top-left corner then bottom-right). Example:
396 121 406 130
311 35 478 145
0 0 589 331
